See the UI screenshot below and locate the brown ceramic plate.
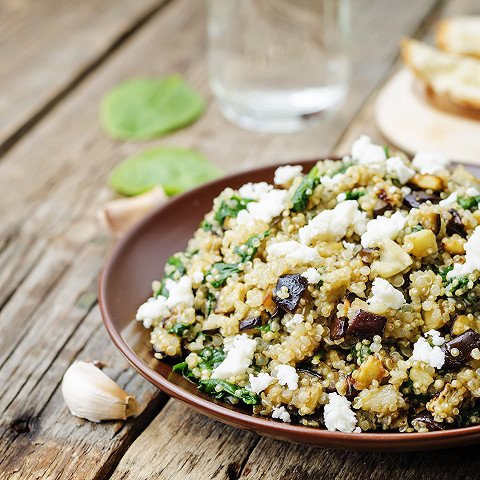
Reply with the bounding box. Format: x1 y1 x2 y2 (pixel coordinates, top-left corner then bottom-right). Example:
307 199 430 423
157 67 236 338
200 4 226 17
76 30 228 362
99 159 480 451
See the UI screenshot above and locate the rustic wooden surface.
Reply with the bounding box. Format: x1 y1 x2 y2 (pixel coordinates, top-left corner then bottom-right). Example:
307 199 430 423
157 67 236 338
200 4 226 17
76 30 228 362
1 0 480 479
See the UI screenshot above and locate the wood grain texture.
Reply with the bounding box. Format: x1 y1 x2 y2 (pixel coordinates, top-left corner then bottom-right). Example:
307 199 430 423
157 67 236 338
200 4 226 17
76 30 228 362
1 0 475 478
0 0 168 152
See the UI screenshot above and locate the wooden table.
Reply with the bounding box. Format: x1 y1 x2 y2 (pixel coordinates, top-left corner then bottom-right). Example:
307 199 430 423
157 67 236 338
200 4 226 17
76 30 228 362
2 1 480 478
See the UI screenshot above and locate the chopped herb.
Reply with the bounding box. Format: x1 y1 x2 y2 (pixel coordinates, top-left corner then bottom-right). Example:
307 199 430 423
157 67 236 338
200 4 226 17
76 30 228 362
205 291 216 316
200 219 213 232
291 165 320 212
172 361 196 381
457 402 480 427
258 323 272 332
316 279 324 289
383 145 391 158
330 161 355 177
155 255 186 297
447 275 471 294
234 230 270 263
345 190 366 201
207 262 240 288
412 225 424 232
198 379 260 405
168 323 191 336
214 195 254 226
197 347 226 370
350 343 372 364
458 196 480 211
438 265 454 284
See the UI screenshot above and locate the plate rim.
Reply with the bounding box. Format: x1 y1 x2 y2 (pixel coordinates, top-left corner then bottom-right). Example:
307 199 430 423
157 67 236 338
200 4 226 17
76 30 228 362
99 158 480 448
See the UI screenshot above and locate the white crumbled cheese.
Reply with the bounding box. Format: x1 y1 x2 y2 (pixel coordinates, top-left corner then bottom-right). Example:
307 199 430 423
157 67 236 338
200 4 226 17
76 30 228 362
266 241 320 263
412 151 450 174
367 278 405 313
164 276 194 309
351 135 387 165
274 165 303 186
285 313 304 330
411 331 445 369
447 226 480 279
425 329 445 346
385 156 415 184
301 268 321 284
192 271 204 284
323 393 359 433
343 241 356 251
136 296 169 328
236 189 288 226
336 192 347 202
274 365 299 391
211 334 257 380
401 186 412 196
466 187 480 197
248 372 274 394
299 200 367 245
238 182 273 200
272 406 291 423
320 174 344 189
439 192 458 207
361 211 407 247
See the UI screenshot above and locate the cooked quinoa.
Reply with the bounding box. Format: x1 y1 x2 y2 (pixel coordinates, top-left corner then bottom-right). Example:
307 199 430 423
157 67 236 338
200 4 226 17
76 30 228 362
136 135 480 433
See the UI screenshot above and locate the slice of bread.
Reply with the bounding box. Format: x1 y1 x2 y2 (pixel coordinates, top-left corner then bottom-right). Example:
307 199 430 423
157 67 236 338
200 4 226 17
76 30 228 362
436 16 480 58
401 38 480 110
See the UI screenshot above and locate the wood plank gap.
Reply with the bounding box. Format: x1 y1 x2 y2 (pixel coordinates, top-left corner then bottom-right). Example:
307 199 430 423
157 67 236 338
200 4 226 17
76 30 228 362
232 436 262 480
0 0 177 160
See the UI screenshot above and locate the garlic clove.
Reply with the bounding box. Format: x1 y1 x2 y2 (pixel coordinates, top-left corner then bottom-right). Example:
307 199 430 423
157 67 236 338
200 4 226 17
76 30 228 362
98 186 167 237
62 361 138 423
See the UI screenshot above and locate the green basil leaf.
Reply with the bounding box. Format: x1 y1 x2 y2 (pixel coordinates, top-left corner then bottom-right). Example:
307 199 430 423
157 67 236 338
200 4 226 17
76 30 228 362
100 76 205 140
109 146 222 196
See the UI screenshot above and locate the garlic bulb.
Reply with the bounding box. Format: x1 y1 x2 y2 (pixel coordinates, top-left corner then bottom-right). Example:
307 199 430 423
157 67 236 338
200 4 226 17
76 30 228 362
98 186 167 237
62 361 138 422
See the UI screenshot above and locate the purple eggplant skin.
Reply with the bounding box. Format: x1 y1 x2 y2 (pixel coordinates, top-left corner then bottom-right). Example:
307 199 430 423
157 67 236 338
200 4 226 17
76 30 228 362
273 274 308 312
330 316 348 340
411 411 447 431
446 209 467 237
347 309 387 339
442 330 480 370
403 191 440 209
239 316 262 332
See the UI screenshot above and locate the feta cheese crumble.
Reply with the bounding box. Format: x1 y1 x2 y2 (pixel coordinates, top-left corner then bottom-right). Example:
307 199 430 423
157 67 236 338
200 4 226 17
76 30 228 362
385 156 415 184
274 165 303 186
351 135 387 165
248 372 274 394
236 189 288 226
361 211 407 247
238 182 273 200
164 276 194 309
411 331 445 369
367 278 405 313
439 192 457 207
323 392 359 433
466 187 480 197
447 226 480 279
412 151 450 174
136 296 169 328
301 267 322 284
274 365 299 391
272 406 291 423
299 200 367 245
266 241 320 263
211 334 257 380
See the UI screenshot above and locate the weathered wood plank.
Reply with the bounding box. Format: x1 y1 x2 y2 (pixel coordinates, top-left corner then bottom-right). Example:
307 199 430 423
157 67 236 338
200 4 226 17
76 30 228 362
0 0 457 478
0 0 168 151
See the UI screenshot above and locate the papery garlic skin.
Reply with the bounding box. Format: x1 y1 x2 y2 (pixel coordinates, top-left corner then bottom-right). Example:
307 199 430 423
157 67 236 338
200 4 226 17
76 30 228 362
62 361 138 422
98 186 167 237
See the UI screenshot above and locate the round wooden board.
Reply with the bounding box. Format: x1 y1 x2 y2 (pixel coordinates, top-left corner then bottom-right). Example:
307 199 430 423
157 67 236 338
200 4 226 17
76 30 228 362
374 68 480 165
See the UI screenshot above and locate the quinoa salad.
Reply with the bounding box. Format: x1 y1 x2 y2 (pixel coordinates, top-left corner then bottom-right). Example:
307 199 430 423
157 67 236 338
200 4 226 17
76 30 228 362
136 136 480 433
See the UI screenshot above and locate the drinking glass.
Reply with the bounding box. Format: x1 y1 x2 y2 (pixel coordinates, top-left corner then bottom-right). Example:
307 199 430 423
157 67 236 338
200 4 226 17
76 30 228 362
207 0 351 133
